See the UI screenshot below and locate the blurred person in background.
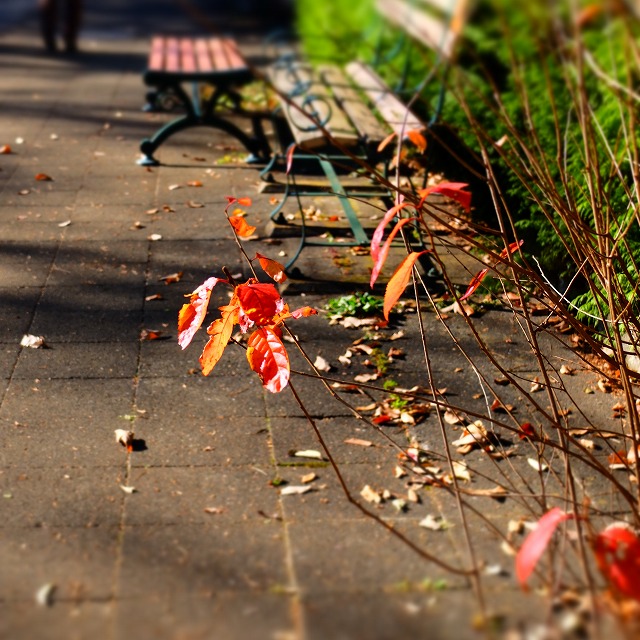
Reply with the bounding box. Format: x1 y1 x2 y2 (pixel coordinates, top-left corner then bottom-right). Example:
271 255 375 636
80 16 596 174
39 0 82 53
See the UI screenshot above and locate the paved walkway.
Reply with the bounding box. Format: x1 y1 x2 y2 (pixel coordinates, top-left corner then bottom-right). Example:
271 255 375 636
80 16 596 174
0 4 628 640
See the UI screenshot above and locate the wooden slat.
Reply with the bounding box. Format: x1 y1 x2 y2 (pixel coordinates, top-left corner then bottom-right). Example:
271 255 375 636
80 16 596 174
269 63 359 149
222 38 247 70
149 36 165 71
345 61 423 137
194 38 213 72
376 0 456 59
165 37 180 72
208 38 229 72
319 65 388 145
179 38 196 73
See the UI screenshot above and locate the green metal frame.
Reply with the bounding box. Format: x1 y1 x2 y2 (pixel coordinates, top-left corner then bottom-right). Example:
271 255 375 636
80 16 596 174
138 69 271 166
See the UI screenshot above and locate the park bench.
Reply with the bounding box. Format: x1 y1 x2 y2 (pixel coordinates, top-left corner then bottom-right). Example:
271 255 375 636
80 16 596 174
138 35 271 166
264 0 470 272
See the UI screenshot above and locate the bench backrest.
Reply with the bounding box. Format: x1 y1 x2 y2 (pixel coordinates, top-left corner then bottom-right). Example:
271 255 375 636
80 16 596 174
375 0 470 61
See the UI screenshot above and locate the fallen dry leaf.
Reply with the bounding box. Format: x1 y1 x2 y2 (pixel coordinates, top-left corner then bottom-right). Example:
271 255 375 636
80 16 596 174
114 429 134 452
57 220 71 228
528 458 549 472
452 461 471 482
280 485 312 496
168 184 182 191
419 514 450 531
119 485 136 494
360 484 382 504
20 334 46 348
140 329 163 341
187 200 204 208
313 355 332 372
293 449 322 460
158 271 183 284
35 173 52 181
0 144 12 154
186 180 203 187
145 293 164 302
148 233 162 242
204 506 224 514
344 437 373 447
301 473 317 484
35 583 56 607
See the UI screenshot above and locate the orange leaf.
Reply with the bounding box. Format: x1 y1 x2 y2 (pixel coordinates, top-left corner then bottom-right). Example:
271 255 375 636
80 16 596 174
499 239 524 259
418 182 472 212
186 180 203 187
35 173 52 181
370 217 418 288
383 251 428 319
199 305 238 375
229 215 256 238
285 144 296 175
255 252 287 283
177 277 226 349
370 200 408 263
0 144 12 154
518 422 535 440
237 196 252 207
290 306 317 319
246 327 290 392
594 523 640 601
406 129 427 153
515 508 573 589
236 281 281 326
377 131 397 153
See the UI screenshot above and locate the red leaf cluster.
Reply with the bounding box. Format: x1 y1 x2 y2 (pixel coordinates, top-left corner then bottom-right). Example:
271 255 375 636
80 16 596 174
178 211 316 392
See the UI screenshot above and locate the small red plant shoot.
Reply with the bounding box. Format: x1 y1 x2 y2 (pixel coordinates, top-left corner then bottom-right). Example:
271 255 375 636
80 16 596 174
178 197 316 392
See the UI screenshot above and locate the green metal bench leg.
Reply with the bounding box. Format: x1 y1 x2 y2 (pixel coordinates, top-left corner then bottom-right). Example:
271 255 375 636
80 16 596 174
138 113 270 166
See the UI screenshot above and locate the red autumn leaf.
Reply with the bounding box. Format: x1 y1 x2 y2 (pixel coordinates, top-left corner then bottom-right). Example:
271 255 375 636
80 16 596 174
229 215 256 238
236 281 281 325
177 277 226 350
370 200 407 263
460 240 523 301
594 523 640 601
255 252 287 283
383 251 429 320
499 239 524 259
519 422 536 440
406 129 427 153
199 304 238 375
460 267 490 301
418 182 472 212
370 217 419 288
290 306 318 319
246 326 290 392
515 507 574 589
373 415 393 425
285 144 296 175
35 173 53 181
377 131 397 153
140 329 163 341
0 144 12 154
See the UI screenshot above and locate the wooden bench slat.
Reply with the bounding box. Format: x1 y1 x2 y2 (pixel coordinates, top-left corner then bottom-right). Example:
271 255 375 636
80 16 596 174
345 61 423 137
319 65 389 145
270 63 360 149
194 38 213 72
222 38 248 71
179 38 197 73
165 37 180 73
376 0 456 59
149 36 165 71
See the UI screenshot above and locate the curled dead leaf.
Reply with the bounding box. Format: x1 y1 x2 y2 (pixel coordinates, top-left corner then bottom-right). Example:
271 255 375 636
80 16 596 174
114 429 134 452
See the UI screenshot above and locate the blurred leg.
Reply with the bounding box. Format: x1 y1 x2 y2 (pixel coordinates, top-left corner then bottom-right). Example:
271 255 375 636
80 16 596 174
38 0 58 52
64 0 82 53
